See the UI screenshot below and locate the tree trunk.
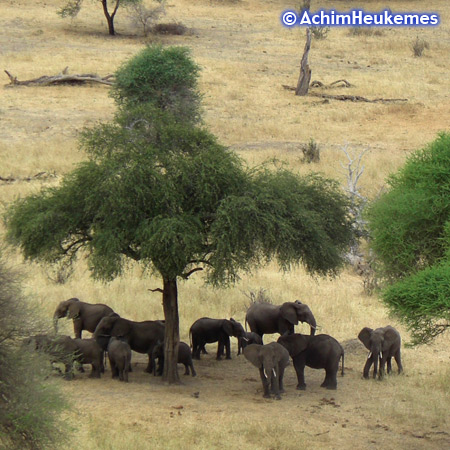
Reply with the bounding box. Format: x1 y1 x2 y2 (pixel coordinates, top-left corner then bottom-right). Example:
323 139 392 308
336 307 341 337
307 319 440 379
295 28 312 96
101 0 117 36
162 277 180 383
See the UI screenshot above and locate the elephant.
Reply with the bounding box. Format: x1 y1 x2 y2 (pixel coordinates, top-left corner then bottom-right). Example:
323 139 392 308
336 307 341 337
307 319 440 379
25 334 103 379
237 331 263 355
93 313 165 373
243 342 290 400
277 333 344 390
72 338 104 378
245 301 317 341
107 337 132 382
189 317 246 360
152 341 196 377
53 297 114 339
358 326 403 379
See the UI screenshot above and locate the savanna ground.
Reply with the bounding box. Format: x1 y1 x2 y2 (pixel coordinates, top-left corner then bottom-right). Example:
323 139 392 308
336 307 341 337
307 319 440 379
0 0 449 448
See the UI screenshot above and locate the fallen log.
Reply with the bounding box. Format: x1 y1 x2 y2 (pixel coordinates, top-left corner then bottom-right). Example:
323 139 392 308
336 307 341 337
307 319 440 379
4 68 114 87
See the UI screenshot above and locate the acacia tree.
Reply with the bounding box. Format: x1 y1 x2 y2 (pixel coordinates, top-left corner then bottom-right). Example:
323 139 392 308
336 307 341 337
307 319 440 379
5 46 353 383
58 0 141 35
368 133 450 344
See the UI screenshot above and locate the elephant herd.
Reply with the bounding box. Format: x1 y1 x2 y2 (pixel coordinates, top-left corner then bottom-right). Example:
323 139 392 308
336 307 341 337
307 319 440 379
28 297 403 400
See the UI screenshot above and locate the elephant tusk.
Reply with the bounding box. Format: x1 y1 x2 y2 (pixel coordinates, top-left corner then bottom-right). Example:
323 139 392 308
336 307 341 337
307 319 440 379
272 368 276 377
380 351 383 360
263 369 268 379
367 351 372 359
243 337 249 342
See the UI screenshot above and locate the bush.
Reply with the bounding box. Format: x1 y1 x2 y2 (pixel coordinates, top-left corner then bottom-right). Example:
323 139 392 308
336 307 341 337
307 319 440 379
301 139 320 163
348 27 384 37
0 257 69 449
411 36 430 57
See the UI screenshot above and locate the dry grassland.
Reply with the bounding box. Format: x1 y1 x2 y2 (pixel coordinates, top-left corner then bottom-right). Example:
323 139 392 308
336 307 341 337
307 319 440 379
0 0 449 449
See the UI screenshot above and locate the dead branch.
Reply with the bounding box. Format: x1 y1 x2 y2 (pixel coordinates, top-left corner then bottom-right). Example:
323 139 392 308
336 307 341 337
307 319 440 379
4 68 114 87
0 171 57 184
310 92 408 103
310 79 352 88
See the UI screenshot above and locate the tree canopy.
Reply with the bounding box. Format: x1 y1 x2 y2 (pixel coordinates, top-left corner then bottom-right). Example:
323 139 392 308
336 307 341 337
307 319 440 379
5 45 354 382
368 132 450 344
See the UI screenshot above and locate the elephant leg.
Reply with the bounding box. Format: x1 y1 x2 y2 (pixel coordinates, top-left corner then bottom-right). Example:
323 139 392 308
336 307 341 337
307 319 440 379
217 341 224 360
394 349 403 374
190 362 197 377
237 338 242 355
378 356 388 380
387 357 392 374
321 368 337 390
278 365 286 394
225 337 231 360
363 357 373 379
259 368 271 398
123 366 129 382
144 354 153 373
201 345 208 355
183 363 190 375
118 367 124 382
64 363 74 380
73 319 83 339
89 363 101 378
293 357 306 390
192 338 201 360
110 359 118 379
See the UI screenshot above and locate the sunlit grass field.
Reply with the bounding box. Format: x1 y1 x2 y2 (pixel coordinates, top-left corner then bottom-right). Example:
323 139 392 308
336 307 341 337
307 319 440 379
1 0 449 448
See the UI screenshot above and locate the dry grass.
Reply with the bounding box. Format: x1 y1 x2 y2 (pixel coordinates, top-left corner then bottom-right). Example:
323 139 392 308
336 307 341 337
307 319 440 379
1 0 450 448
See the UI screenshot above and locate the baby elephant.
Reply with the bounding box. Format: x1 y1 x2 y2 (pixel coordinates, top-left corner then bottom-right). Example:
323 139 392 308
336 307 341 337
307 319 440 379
107 337 132 382
237 331 263 355
152 341 196 377
358 325 403 379
278 333 344 390
244 342 290 400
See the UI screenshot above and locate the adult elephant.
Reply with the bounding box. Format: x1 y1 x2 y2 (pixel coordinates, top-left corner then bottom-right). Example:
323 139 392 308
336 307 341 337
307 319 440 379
93 313 165 373
358 326 403 379
278 333 344 390
245 301 317 341
53 297 114 339
189 317 246 360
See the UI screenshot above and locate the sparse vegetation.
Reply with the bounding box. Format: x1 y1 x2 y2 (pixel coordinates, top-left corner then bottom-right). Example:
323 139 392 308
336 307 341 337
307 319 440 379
127 0 165 36
348 27 384 37
301 138 320 163
411 36 430 57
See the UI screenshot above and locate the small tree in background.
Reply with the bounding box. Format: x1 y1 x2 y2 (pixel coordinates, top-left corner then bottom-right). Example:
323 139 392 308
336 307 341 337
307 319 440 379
368 133 450 344
0 257 69 449
6 46 354 383
58 0 142 36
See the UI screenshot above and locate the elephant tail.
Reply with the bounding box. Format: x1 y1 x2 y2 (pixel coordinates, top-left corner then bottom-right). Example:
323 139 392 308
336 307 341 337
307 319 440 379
340 349 345 377
189 329 193 349
245 317 248 332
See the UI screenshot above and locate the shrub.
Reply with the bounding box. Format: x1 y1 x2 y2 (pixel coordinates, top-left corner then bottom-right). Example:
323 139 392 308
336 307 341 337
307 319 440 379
152 22 187 35
411 36 429 57
0 257 69 449
301 138 320 163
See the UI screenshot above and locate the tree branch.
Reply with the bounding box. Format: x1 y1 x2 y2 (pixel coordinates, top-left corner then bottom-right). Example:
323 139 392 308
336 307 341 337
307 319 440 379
181 267 203 279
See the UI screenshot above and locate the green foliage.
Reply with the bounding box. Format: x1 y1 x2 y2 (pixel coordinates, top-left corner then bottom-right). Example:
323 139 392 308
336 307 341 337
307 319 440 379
368 133 450 279
57 0 82 18
0 258 69 449
6 105 352 284
111 45 202 123
368 133 450 344
382 261 450 345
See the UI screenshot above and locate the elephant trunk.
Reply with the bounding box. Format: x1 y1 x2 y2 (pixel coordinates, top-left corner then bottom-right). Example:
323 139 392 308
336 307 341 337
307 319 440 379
373 352 379 379
308 315 317 336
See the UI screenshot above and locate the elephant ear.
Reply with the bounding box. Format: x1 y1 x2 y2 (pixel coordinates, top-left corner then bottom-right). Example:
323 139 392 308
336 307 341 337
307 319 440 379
222 320 234 336
279 303 299 325
243 344 263 368
358 327 373 350
67 301 81 319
